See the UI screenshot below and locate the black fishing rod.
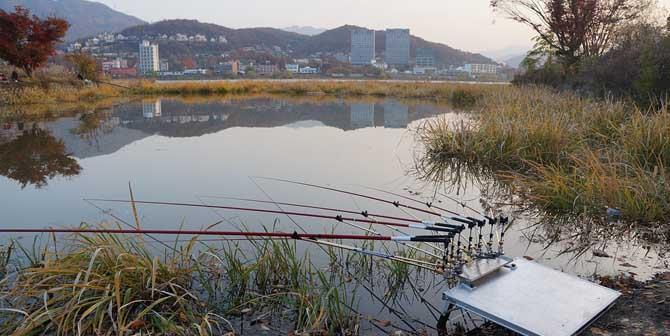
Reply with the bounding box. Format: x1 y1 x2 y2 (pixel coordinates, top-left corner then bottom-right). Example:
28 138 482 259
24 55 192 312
85 198 466 234
253 177 488 231
253 177 446 217
370 187 510 258
200 195 456 254
200 195 422 224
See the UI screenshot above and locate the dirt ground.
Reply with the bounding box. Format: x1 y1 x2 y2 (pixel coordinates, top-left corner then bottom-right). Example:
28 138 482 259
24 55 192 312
467 272 670 336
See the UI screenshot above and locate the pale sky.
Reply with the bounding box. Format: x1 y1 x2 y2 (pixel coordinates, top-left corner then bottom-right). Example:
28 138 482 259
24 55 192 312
96 0 670 55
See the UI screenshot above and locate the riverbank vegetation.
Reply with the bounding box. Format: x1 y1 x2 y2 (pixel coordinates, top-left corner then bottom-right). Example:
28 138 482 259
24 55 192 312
416 84 670 243
0 78 503 108
0 229 434 335
415 1 670 238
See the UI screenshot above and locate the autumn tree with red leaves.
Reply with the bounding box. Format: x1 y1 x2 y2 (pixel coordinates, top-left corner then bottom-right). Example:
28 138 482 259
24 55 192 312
0 6 69 77
491 0 651 69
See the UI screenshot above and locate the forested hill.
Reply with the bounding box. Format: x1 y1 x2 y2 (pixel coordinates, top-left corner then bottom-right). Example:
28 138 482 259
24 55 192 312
113 20 496 66
0 0 146 41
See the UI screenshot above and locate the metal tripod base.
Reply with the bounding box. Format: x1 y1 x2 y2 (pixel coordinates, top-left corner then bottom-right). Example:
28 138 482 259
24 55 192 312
442 257 620 336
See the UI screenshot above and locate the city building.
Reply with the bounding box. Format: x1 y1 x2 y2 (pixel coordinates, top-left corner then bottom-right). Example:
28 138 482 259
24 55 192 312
416 48 436 67
255 63 279 75
194 34 207 42
103 58 129 72
183 69 208 75
138 41 160 74
109 67 137 78
285 64 300 73
385 29 410 66
217 61 239 75
464 63 498 75
413 48 437 74
350 29 375 65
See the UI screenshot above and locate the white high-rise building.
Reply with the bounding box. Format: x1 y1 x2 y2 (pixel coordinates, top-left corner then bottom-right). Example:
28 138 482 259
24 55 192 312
351 29 375 65
139 41 159 74
385 29 410 66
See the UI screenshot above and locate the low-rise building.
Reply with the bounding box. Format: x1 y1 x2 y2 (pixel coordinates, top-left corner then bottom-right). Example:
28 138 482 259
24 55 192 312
109 67 137 78
285 64 300 73
216 61 239 75
299 66 319 74
184 69 208 75
255 63 279 75
464 63 498 75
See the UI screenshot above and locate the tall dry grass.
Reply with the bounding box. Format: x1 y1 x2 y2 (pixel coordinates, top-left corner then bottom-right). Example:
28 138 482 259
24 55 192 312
0 226 436 335
2 79 508 108
417 85 670 224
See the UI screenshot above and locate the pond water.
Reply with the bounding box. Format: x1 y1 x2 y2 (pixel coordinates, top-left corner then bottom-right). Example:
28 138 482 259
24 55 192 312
1 96 667 333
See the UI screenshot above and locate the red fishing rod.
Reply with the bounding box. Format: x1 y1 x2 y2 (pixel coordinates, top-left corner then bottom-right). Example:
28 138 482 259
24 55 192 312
85 199 465 233
0 227 452 272
0 228 386 240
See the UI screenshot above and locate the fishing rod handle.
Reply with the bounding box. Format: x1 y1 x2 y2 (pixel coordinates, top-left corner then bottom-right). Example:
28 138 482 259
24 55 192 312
409 222 462 233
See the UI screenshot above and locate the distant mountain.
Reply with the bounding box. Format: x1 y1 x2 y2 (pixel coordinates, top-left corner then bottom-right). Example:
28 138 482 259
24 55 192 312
282 26 327 36
0 0 145 41
120 19 307 50
109 20 495 66
297 25 494 65
482 45 531 68
502 53 527 68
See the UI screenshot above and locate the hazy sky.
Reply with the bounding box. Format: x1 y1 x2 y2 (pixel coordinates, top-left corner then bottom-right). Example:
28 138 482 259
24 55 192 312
97 0 670 55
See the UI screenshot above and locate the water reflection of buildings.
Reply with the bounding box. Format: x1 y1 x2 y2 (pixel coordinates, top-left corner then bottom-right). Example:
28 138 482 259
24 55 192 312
142 100 162 118
350 103 375 129
383 101 409 129
124 99 420 134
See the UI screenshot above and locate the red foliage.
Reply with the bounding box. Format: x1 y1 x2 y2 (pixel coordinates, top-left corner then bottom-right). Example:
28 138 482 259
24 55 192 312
0 6 69 76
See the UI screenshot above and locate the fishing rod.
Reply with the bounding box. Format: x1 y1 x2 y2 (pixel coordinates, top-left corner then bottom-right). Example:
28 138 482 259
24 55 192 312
251 177 494 258
253 177 488 229
200 195 447 257
85 199 466 234
0 227 445 272
361 186 510 259
201 196 421 224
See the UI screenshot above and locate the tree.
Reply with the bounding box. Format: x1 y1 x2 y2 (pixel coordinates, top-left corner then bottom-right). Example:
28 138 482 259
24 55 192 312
66 52 100 81
491 0 651 70
0 6 69 77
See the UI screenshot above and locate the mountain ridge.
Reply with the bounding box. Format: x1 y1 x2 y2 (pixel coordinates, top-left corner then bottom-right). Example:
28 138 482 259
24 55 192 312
0 0 146 41
115 20 495 66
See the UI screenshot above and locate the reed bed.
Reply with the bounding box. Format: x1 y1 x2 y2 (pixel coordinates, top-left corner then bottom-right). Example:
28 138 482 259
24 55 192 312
1 79 508 109
0 227 437 335
417 85 670 226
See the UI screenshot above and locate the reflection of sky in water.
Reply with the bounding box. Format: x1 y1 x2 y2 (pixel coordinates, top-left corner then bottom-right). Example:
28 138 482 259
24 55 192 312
1 98 667 303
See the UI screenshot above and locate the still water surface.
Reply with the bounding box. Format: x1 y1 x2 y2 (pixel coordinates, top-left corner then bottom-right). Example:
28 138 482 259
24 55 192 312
1 96 667 331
